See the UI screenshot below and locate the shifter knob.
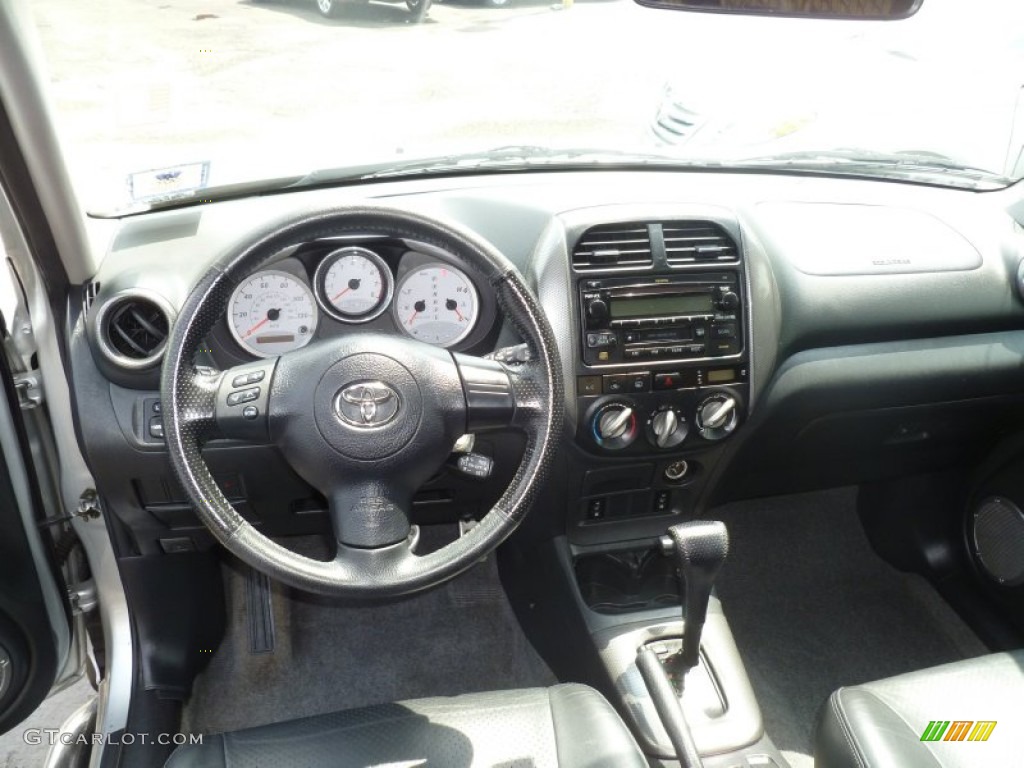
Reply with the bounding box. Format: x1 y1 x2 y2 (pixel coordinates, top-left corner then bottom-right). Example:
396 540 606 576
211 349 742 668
667 520 729 672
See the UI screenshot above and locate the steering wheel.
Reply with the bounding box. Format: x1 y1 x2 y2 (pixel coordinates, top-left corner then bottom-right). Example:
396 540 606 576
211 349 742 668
160 206 562 597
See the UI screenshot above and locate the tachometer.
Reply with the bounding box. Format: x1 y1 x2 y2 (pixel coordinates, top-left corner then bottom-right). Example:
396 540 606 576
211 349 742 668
228 270 318 357
394 263 478 347
315 246 393 322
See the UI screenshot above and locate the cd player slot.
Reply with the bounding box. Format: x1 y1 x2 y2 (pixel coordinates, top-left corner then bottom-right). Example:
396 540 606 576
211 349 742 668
624 326 697 345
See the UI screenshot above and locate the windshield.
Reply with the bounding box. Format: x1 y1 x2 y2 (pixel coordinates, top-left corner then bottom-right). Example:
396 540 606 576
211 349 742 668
27 0 1024 210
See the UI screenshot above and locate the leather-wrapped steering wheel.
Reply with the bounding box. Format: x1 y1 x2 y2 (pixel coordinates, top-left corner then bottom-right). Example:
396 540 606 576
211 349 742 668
160 206 562 597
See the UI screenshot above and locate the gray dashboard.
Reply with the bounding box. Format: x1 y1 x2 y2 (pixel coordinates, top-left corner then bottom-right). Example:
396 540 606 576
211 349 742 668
72 169 1024 552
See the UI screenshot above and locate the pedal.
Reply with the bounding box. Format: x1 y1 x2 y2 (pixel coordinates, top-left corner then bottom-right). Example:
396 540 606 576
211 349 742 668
245 567 275 655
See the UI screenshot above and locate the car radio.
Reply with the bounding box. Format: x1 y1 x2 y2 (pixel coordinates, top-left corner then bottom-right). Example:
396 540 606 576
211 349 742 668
580 272 743 366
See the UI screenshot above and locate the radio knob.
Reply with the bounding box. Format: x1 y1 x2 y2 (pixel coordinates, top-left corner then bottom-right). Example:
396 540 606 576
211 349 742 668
716 291 740 312
649 407 688 449
592 403 637 449
586 298 610 327
697 394 739 440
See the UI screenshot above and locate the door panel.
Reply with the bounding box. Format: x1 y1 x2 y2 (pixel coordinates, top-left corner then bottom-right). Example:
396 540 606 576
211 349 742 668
0 321 73 733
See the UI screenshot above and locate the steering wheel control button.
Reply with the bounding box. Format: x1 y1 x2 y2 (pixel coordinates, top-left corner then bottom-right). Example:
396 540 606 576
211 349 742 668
232 370 266 388
215 360 277 441
227 387 260 406
333 381 401 428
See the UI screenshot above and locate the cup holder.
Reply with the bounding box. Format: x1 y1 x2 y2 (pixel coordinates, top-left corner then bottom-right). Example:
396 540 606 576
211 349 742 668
575 548 680 614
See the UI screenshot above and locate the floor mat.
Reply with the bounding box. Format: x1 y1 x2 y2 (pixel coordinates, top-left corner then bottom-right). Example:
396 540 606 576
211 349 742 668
183 529 555 735
711 487 987 768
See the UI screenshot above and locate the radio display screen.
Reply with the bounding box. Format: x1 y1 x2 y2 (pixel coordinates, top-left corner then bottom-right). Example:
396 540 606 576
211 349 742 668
610 293 714 319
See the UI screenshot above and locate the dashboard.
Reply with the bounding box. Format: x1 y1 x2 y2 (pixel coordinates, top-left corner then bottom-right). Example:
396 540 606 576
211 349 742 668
70 169 1024 557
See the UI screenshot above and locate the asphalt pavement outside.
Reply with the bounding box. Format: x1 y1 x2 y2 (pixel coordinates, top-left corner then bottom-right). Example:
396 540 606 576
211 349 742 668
1 678 94 768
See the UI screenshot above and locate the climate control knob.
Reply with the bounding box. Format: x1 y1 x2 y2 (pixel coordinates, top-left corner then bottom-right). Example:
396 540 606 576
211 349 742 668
592 402 638 450
647 406 688 449
696 394 740 441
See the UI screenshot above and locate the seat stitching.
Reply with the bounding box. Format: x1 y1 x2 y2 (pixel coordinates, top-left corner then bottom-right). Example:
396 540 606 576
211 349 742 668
547 686 561 766
855 689 942 768
831 689 867 768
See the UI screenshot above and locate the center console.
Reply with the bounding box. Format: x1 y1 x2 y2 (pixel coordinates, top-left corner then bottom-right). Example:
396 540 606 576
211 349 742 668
567 213 751 535
522 208 783 766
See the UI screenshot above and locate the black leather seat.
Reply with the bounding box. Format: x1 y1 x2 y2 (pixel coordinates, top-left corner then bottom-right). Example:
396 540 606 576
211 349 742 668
815 651 1024 767
166 684 647 768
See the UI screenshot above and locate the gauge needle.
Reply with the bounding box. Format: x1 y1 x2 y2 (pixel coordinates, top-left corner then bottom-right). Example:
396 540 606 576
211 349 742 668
244 316 270 338
445 298 464 322
407 300 426 326
332 278 362 302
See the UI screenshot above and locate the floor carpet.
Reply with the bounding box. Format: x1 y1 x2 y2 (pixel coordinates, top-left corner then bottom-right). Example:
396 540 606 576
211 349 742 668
711 487 987 768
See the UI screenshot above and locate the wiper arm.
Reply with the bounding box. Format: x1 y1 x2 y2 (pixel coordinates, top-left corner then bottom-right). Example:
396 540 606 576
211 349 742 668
297 146 717 184
736 148 1008 181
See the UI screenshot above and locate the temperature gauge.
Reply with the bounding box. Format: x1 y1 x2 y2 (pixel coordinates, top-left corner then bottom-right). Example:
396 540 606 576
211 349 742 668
315 247 393 323
394 263 478 347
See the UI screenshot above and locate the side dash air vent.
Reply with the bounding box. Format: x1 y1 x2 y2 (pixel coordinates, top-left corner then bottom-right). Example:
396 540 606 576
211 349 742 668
661 221 739 265
573 223 653 271
96 293 171 369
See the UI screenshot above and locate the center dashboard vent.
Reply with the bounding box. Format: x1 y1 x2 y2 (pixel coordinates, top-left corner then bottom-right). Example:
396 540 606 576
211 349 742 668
97 293 171 369
661 221 739 265
572 223 653 271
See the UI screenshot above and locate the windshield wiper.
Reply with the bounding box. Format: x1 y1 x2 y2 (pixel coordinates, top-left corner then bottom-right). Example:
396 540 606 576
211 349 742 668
733 148 1011 189
295 145 715 184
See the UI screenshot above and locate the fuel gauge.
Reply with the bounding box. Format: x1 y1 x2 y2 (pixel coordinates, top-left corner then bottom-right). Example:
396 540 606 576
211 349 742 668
394 263 478 347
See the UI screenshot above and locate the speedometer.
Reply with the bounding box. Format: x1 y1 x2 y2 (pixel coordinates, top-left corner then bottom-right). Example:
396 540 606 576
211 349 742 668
228 270 318 357
394 263 478 347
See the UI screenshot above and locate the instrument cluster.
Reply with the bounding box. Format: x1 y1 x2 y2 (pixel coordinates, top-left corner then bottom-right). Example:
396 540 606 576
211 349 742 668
223 243 486 359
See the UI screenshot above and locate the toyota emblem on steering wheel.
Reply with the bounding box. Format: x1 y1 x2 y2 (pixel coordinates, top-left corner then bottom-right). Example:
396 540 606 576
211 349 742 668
334 381 401 427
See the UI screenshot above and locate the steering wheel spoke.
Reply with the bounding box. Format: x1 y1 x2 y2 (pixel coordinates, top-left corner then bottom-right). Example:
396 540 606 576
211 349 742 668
212 358 279 441
452 352 520 432
327 478 415 550
507 359 548 426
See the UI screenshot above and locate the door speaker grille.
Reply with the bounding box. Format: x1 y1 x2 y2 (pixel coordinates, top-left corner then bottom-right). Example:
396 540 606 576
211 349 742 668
972 496 1024 586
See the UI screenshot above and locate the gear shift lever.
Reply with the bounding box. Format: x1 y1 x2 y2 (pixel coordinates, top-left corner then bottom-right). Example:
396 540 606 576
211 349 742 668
661 520 729 673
